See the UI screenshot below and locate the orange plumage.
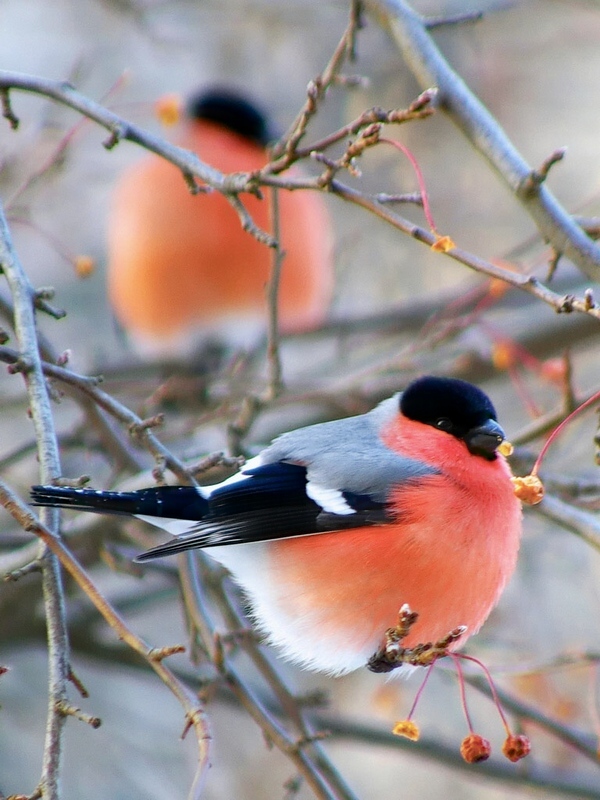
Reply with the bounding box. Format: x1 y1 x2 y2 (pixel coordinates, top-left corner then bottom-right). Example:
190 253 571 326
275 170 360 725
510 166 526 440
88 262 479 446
107 89 334 357
267 416 521 662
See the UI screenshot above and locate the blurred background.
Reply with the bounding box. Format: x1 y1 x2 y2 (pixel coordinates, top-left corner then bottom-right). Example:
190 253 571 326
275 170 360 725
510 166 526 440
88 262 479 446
2 0 600 798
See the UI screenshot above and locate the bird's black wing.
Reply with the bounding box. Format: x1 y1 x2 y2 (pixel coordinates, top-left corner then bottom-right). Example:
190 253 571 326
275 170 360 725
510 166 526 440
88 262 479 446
135 462 391 560
31 460 391 562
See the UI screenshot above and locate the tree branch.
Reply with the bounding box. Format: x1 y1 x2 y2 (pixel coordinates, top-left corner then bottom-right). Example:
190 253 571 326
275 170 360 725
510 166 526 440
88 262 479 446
0 480 211 800
0 71 273 247
533 492 600 555
0 345 195 484
362 0 600 281
0 201 70 800
327 180 600 320
179 555 359 800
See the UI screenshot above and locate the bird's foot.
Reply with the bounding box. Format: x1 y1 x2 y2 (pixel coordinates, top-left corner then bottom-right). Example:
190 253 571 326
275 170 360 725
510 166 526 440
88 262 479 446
367 604 467 673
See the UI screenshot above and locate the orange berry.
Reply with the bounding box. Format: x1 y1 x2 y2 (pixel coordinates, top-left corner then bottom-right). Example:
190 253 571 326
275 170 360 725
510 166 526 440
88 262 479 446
392 720 420 741
491 341 515 372
460 733 491 763
502 734 531 762
155 94 182 126
498 440 514 457
74 255 95 278
511 474 544 505
430 234 455 253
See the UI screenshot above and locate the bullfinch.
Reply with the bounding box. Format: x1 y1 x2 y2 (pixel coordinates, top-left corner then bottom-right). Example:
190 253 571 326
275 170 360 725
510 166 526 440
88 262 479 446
107 88 334 359
31 376 522 676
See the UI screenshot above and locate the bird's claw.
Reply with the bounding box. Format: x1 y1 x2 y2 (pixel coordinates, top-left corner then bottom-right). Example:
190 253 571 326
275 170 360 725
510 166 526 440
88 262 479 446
367 604 467 673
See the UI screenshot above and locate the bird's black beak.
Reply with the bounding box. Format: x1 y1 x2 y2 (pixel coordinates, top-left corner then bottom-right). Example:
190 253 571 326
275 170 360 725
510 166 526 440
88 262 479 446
465 419 505 460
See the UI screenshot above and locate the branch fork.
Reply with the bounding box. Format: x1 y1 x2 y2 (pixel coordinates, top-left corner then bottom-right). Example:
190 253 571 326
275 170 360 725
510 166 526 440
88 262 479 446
367 604 467 673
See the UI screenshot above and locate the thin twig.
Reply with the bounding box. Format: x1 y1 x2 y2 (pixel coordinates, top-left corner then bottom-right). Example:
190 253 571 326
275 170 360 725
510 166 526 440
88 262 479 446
327 179 600 319
178 555 358 800
510 384 600 446
0 480 211 800
0 71 273 247
0 290 145 475
265 91 435 176
362 0 600 281
0 345 194 483
264 187 284 400
0 200 70 800
271 5 361 161
424 10 483 29
209 573 359 798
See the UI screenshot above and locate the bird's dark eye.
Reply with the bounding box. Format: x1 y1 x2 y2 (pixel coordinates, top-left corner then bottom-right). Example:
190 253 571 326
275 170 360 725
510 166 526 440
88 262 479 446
435 417 453 432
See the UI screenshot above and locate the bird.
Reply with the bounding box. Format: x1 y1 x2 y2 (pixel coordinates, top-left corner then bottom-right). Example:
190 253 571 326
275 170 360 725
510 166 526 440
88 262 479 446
107 87 334 359
31 376 522 676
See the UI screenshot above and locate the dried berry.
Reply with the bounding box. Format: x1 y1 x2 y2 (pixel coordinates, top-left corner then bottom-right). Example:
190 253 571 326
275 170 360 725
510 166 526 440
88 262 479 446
498 440 514 457
511 474 544 505
155 94 181 126
392 720 420 741
460 733 491 763
74 255 95 279
502 734 531 762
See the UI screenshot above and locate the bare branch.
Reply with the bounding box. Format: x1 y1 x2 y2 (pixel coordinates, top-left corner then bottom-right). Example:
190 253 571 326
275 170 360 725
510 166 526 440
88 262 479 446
0 480 211 798
0 345 196 483
424 10 484 29
0 200 69 800
264 187 284 400
179 556 359 800
265 90 436 176
533 493 600 555
519 148 568 194
0 72 273 247
328 179 600 319
362 0 600 281
272 3 363 161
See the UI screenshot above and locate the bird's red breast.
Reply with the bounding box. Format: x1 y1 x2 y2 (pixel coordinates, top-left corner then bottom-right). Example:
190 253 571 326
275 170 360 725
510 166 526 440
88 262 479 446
267 415 522 660
107 118 334 356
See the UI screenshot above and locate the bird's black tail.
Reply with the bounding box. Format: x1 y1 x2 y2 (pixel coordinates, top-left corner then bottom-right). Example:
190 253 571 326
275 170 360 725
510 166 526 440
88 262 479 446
30 485 208 520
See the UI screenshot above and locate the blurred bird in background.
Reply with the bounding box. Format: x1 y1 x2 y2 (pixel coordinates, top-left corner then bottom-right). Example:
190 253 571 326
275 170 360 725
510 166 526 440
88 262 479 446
107 87 334 360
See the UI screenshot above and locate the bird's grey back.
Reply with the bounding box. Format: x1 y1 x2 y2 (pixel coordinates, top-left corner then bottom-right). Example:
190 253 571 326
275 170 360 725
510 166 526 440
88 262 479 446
261 395 437 502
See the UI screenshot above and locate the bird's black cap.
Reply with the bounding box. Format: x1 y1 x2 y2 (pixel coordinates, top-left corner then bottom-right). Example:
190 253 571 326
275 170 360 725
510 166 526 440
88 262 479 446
185 87 273 147
400 376 504 459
